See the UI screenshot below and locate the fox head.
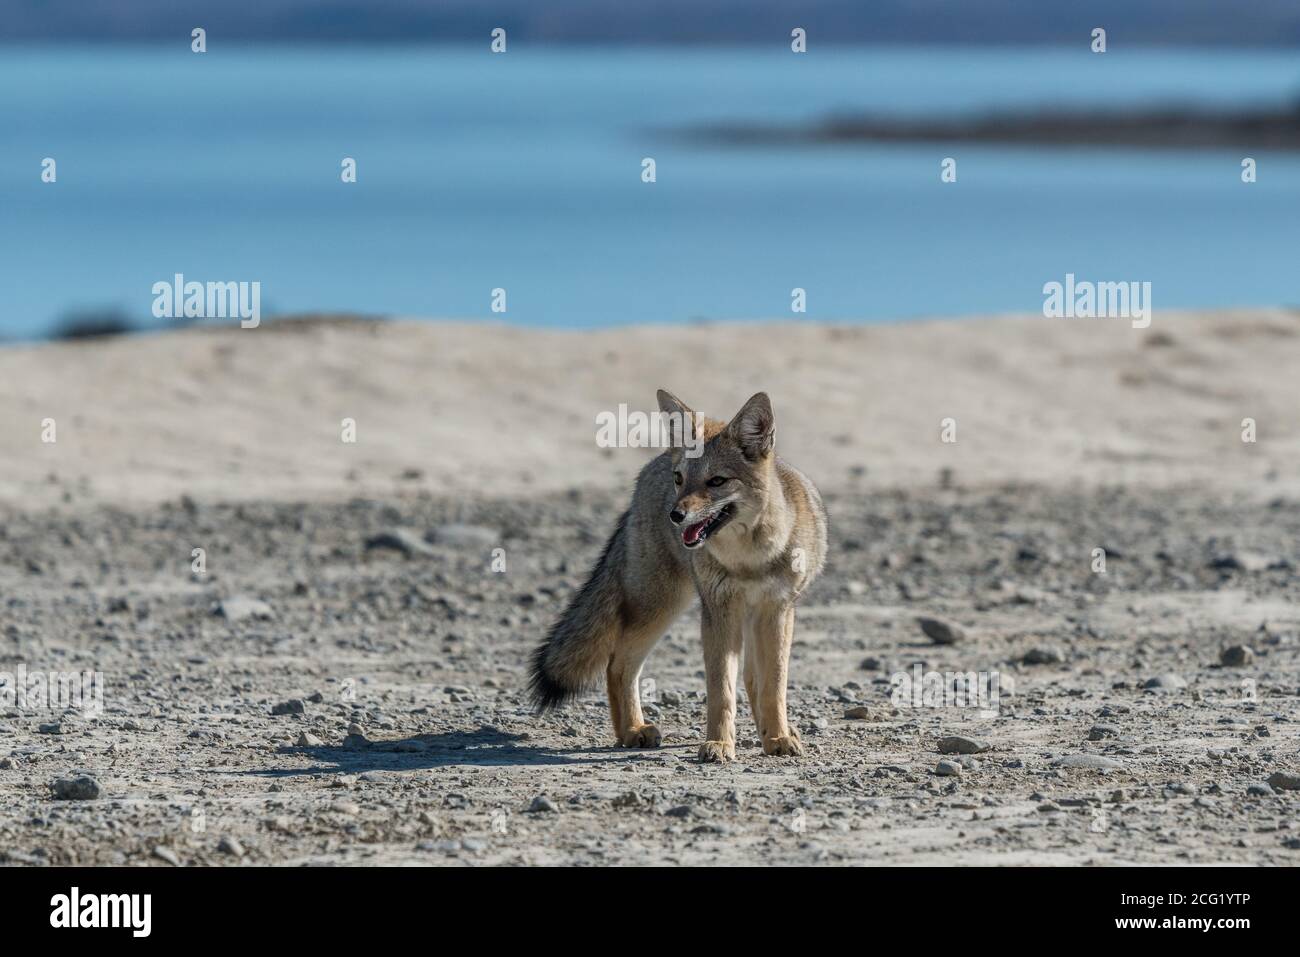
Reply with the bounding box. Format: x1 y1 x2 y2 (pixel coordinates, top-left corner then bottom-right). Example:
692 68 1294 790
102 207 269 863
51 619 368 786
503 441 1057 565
656 389 776 550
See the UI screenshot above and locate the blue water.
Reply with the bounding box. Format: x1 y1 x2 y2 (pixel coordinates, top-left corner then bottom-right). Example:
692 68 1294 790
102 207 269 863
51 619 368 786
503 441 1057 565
1 45 1297 338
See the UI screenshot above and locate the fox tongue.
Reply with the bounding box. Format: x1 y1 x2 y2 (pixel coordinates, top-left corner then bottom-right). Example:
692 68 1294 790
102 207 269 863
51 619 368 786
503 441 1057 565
683 521 706 546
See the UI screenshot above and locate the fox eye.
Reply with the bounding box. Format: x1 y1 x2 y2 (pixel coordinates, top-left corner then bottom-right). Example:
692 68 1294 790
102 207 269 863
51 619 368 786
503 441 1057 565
706 476 728 487
673 471 683 487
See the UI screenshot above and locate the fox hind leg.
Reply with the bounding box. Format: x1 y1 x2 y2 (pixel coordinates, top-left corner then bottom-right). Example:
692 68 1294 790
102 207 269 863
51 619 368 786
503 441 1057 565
606 624 663 747
606 590 689 748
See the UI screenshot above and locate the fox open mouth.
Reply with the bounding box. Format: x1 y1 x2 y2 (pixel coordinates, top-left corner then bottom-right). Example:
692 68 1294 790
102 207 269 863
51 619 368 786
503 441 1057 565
681 504 736 549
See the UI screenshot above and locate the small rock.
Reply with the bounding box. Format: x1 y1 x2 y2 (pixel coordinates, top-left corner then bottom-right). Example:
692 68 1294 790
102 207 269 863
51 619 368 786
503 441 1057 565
364 528 436 558
935 759 961 777
1011 586 1049 605
937 735 989 755
1266 771 1300 791
1141 673 1187 691
1088 724 1120 741
691 823 729 836
917 616 965 645
430 524 498 548
51 775 101 800
1022 647 1064 665
1219 645 1255 667
296 731 323 747
341 733 370 749
843 706 871 720
1050 754 1123 771
152 846 181 866
859 657 883 671
1209 552 1273 573
1245 783 1273 797
528 795 557 813
271 699 306 716
217 836 246 857
215 596 274 622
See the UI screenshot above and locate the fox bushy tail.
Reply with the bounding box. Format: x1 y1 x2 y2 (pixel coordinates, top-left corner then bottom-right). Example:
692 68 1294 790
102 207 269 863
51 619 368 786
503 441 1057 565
528 512 628 710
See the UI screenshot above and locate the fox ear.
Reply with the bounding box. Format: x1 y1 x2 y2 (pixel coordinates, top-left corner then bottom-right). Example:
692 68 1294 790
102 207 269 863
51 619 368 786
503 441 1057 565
727 392 774 460
656 389 698 450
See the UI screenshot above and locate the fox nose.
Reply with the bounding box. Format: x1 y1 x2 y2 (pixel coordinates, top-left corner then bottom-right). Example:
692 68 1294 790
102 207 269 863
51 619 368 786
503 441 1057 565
668 508 686 525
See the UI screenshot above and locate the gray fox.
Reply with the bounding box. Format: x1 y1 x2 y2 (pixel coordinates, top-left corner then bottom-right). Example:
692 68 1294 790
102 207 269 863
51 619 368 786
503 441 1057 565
530 390 827 761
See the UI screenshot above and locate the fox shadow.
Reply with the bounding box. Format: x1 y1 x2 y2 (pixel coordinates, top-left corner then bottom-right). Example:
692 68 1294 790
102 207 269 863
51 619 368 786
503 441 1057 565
254 725 669 777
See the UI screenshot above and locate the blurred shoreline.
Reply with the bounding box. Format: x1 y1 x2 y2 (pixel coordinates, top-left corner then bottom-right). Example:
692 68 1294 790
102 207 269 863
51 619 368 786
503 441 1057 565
682 102 1300 150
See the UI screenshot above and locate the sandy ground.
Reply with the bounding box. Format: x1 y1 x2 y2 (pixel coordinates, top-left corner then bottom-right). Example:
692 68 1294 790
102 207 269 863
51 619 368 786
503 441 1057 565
1 311 1298 866
3 308 1300 507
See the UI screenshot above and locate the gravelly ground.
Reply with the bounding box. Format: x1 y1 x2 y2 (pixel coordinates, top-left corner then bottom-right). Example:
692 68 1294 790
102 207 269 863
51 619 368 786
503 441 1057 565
1 483 1298 866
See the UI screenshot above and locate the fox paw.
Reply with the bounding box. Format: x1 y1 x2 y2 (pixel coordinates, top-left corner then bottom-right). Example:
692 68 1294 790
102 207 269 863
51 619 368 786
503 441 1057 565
618 724 662 748
697 740 736 763
762 732 803 757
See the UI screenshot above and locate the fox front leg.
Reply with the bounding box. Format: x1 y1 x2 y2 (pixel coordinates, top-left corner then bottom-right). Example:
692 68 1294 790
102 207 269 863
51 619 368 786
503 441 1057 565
753 603 802 756
698 603 742 762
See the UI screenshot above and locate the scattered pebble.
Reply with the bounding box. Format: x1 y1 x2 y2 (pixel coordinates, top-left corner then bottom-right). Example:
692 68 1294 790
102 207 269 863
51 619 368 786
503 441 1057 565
1266 771 1300 791
917 616 965 645
364 528 436 558
1050 754 1123 771
152 846 181 866
1219 645 1255 667
215 596 274 622
430 524 498 548
1141 673 1187 691
937 735 989 755
51 775 101 800
528 795 557 813
1209 551 1274 573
